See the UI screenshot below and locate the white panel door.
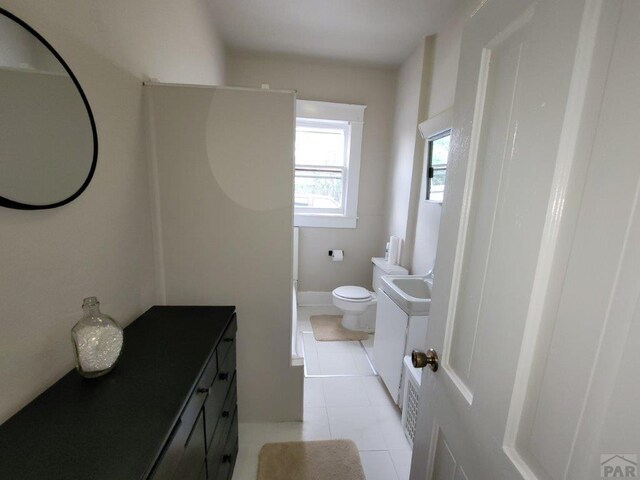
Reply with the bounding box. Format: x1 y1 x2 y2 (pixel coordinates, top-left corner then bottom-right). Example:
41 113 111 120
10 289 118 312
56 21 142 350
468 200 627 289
410 0 640 479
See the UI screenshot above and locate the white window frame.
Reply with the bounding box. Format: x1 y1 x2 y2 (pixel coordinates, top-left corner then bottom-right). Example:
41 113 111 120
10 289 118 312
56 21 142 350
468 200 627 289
294 118 349 216
418 108 453 205
294 99 365 229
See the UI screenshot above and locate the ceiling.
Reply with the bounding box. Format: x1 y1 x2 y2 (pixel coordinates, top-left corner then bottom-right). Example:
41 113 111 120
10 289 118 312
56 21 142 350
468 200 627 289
210 0 464 66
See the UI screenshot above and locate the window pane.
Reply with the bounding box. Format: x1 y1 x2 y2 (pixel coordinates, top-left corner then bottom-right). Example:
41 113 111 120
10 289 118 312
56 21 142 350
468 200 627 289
429 168 446 203
295 126 345 167
431 134 450 166
294 169 343 209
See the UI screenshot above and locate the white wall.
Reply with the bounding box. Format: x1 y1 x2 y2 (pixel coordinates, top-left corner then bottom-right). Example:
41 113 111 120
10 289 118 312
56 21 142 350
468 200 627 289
226 52 396 292
0 14 63 72
426 3 468 120
409 0 484 275
4 0 227 85
147 85 303 422
384 37 433 268
0 0 225 424
91 1 226 84
411 196 442 275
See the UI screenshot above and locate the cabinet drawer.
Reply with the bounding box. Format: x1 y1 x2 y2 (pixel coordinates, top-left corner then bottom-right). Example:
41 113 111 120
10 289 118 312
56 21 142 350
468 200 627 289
151 408 206 480
205 346 236 447
198 349 218 393
216 410 238 480
150 348 216 480
205 372 236 451
218 333 236 388
183 351 217 429
173 409 206 480
206 378 237 479
197 462 207 480
216 315 237 367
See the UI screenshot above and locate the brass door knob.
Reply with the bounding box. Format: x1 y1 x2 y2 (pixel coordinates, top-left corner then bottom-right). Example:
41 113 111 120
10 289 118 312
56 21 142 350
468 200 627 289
412 349 439 372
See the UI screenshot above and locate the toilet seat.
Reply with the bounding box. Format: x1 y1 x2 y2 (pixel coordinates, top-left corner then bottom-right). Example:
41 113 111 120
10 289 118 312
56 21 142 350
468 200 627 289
333 286 372 302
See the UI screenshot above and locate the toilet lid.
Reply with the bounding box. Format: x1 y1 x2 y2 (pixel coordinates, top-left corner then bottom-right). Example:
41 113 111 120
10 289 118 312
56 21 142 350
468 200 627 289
334 286 371 300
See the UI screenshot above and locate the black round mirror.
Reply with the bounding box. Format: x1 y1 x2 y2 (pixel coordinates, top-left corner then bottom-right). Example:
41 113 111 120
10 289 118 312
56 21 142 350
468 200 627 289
0 8 97 210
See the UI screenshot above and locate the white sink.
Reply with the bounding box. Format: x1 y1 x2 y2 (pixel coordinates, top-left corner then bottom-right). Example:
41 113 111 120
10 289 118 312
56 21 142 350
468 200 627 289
381 275 432 315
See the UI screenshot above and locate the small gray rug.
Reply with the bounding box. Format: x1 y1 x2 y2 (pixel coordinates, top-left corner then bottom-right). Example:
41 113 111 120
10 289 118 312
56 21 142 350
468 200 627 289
257 439 366 480
310 315 368 341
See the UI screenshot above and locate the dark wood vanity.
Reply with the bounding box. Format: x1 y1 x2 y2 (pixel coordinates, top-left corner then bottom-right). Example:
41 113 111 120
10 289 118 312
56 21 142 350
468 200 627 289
0 306 238 480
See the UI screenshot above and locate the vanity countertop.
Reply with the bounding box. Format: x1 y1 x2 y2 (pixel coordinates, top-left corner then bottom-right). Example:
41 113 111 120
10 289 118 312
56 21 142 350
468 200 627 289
0 305 236 480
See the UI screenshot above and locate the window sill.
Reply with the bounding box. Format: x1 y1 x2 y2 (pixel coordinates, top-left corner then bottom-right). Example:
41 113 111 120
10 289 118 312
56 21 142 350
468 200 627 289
294 214 357 229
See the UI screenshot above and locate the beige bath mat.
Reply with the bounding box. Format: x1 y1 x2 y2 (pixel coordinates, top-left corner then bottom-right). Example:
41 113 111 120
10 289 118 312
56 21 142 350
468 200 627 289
310 315 368 341
257 439 366 480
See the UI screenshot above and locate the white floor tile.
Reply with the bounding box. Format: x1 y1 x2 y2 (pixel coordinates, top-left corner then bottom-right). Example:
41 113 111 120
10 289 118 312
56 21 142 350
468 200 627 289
238 422 276 446
327 406 387 451
362 334 375 356
296 331 305 359
297 318 312 331
301 312 377 376
322 376 370 407
303 405 329 422
239 419 331 446
231 443 261 480
318 351 361 375
390 449 412 480
362 376 396 406
304 350 321 375
352 350 376 376
315 339 362 354
302 331 318 356
299 407 331 440
359 450 400 480
372 405 411 451
304 377 325 407
326 404 376 424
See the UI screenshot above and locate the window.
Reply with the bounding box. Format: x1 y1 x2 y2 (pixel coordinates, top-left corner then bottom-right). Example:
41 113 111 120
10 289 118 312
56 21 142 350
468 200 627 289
295 119 348 214
426 130 451 203
294 100 365 228
419 109 453 204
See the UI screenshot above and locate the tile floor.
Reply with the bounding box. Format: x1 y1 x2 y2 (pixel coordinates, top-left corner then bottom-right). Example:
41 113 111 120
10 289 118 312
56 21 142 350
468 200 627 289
231 307 412 480
302 331 377 376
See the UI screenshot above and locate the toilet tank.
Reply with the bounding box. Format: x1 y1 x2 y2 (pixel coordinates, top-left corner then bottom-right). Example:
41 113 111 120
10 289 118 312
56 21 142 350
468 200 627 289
371 257 409 292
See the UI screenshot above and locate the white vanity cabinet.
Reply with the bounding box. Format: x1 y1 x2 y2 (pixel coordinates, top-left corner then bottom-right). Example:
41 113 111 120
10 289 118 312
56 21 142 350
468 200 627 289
373 289 428 405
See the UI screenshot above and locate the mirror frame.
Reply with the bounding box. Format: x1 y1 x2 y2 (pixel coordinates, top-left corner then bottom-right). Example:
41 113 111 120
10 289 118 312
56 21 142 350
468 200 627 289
0 8 98 210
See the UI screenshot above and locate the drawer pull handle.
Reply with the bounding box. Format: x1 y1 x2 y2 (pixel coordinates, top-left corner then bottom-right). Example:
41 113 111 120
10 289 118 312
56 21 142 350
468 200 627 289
223 337 234 343
223 454 233 463
197 387 210 394
221 411 230 418
219 372 229 381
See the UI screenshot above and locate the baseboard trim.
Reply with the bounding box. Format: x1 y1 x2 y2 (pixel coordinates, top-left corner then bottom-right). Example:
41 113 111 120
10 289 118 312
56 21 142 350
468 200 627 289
297 291 333 306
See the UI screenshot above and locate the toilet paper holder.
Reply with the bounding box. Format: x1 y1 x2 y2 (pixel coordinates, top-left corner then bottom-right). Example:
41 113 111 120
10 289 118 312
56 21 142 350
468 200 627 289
328 250 344 260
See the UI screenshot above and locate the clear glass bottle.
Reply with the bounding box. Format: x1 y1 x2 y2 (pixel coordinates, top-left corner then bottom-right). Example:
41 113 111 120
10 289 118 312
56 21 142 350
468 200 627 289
71 297 123 378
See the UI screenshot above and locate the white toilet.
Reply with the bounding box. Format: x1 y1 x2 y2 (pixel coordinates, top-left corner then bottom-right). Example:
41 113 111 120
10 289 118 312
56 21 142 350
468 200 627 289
332 257 408 332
